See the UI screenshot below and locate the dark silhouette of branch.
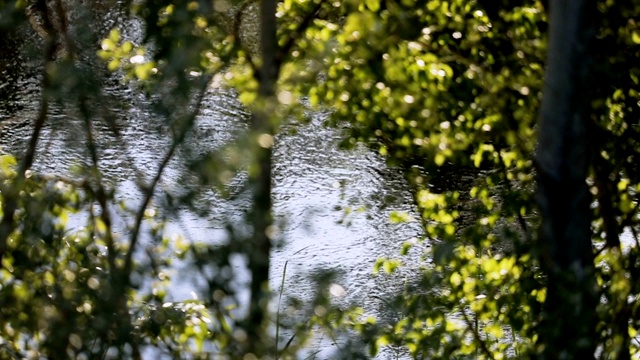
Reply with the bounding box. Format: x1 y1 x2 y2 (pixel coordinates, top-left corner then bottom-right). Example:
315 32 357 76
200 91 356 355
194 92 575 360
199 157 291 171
53 0 75 58
461 309 493 359
122 75 212 278
51 0 119 272
497 151 532 246
0 0 57 261
78 97 118 274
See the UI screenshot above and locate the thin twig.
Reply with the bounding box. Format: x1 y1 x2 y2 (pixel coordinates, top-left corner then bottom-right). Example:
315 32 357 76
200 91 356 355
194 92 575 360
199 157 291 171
275 246 311 357
123 75 213 277
460 310 493 359
303 350 321 360
496 151 532 245
275 259 288 358
620 200 640 249
78 97 118 276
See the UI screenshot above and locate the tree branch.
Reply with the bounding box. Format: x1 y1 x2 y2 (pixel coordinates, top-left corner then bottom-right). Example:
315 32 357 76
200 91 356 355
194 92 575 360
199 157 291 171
461 309 493 358
122 76 212 278
0 0 57 262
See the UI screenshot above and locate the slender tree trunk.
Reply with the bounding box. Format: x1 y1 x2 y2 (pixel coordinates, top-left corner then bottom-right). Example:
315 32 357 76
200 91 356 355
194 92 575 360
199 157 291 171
244 0 278 356
535 1 598 358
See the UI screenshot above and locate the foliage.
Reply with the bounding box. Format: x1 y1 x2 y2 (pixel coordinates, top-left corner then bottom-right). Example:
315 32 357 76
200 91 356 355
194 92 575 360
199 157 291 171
281 0 545 357
0 157 224 357
283 0 640 358
1 0 640 358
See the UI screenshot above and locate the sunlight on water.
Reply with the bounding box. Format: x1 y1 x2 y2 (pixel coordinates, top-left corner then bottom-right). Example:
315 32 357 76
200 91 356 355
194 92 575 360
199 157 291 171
0 21 425 360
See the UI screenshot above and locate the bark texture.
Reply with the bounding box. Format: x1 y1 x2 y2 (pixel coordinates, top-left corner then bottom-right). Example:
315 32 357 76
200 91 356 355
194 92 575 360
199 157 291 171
535 0 598 358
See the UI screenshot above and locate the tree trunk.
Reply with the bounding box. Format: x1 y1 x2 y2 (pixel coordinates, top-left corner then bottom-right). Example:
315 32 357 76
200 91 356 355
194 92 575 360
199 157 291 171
244 0 278 357
535 1 598 358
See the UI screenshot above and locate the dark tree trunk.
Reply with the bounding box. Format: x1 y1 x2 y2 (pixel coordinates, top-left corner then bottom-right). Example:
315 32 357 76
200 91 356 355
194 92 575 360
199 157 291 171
535 1 598 358
244 0 278 356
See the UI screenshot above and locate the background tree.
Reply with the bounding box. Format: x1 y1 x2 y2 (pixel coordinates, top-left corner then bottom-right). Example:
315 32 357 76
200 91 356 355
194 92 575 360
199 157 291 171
535 1 597 358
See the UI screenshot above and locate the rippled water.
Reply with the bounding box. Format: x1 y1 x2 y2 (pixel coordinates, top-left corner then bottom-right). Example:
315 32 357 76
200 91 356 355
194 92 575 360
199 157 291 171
0 20 427 360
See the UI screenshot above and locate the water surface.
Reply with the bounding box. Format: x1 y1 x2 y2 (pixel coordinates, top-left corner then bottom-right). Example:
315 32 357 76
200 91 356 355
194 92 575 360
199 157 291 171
0 21 426 359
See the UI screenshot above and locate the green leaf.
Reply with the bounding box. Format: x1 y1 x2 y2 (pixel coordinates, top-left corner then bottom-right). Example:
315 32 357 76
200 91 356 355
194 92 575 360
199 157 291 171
365 0 380 11
389 211 411 223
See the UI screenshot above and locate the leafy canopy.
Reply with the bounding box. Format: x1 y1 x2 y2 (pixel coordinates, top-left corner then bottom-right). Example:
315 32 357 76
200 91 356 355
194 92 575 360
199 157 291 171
1 0 640 358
